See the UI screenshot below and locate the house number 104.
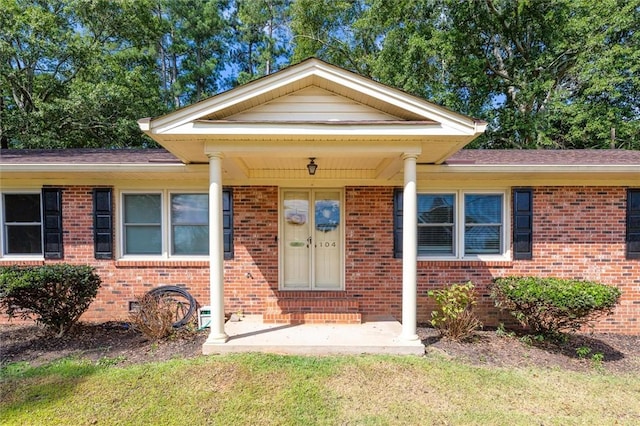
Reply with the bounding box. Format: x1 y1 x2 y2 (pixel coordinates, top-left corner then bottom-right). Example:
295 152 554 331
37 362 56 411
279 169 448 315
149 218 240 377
317 241 337 248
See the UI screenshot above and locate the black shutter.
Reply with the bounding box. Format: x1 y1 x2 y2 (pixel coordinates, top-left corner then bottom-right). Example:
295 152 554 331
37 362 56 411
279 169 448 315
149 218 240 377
93 188 113 259
627 189 640 259
42 188 63 259
223 188 234 260
393 188 403 259
513 188 533 260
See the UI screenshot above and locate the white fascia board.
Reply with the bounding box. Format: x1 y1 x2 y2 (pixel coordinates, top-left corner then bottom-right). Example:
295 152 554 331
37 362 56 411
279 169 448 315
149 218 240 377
419 164 640 174
138 117 151 131
167 121 467 137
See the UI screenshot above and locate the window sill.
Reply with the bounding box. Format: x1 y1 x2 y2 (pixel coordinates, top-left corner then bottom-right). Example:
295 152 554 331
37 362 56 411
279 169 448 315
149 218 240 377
115 259 209 268
418 256 512 267
0 257 45 266
278 288 346 292
274 289 348 296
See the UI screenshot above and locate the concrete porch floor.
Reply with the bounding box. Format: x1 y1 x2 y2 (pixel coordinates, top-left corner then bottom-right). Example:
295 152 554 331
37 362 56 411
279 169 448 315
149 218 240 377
202 315 425 356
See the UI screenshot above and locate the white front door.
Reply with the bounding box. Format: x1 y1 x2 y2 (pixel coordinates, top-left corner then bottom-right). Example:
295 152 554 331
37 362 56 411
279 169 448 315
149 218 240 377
281 189 343 290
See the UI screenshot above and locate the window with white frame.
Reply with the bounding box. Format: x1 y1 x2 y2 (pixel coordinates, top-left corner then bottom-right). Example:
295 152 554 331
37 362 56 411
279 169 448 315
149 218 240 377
2 193 42 255
121 191 210 257
417 191 506 258
417 193 455 256
464 194 503 255
123 193 162 255
170 193 208 255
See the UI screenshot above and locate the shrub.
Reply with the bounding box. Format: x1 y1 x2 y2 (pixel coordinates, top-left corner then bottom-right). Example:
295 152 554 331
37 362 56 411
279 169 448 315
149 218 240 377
428 282 482 340
491 276 621 336
129 293 175 340
0 264 101 336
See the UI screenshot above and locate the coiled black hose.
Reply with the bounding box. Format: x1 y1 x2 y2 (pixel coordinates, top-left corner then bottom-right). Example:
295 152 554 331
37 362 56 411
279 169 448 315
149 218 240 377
146 285 196 328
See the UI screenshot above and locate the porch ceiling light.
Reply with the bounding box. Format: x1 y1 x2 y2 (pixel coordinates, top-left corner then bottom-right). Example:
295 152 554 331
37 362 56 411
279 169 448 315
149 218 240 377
307 157 318 175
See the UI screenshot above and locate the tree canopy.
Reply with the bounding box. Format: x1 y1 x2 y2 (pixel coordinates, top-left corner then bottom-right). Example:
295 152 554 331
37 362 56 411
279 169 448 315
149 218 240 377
1 0 638 150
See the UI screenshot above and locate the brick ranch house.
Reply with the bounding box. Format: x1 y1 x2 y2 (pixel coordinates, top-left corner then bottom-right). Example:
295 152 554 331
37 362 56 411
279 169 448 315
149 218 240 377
1 59 639 351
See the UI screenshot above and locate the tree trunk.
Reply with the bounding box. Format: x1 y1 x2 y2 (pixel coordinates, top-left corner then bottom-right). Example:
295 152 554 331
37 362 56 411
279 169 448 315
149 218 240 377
0 97 8 149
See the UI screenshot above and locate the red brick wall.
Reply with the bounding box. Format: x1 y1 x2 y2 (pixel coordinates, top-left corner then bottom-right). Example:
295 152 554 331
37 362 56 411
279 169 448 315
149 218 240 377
223 186 279 314
413 186 639 334
345 187 403 318
509 187 638 334
1 185 638 334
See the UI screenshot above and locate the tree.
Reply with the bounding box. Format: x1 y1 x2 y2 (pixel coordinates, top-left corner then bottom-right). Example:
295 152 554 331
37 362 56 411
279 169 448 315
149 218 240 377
545 0 640 149
0 0 82 148
231 0 292 85
153 0 229 109
440 0 586 148
0 0 165 148
291 0 640 150
2 0 637 150
291 0 375 77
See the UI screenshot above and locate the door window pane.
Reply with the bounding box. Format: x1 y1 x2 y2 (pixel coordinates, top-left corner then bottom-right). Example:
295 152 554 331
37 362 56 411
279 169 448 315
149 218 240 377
314 191 341 289
123 194 161 255
3 194 42 254
171 194 208 255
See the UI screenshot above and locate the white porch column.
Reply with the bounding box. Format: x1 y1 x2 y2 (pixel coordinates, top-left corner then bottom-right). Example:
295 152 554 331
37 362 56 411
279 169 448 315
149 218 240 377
401 154 419 341
205 152 228 344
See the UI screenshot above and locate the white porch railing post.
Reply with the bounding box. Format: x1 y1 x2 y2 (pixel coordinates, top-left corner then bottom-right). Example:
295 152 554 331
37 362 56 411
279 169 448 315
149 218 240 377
401 154 419 341
205 152 228 344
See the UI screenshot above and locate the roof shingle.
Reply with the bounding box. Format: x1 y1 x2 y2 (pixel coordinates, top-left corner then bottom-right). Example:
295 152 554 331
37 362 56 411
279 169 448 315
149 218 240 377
2 148 640 166
446 149 640 166
0 148 180 164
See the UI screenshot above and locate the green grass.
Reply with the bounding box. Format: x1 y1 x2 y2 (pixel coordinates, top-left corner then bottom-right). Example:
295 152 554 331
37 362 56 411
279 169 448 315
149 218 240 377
2 353 639 425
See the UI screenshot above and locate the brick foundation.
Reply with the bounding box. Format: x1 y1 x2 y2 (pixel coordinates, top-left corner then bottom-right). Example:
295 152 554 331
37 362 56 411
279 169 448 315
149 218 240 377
1 185 638 334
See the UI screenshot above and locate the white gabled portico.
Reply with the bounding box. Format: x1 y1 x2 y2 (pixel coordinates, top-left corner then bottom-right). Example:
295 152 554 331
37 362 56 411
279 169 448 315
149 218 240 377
138 58 486 352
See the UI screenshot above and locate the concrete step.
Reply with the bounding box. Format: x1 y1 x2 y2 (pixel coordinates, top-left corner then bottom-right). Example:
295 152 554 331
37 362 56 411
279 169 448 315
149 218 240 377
263 298 361 324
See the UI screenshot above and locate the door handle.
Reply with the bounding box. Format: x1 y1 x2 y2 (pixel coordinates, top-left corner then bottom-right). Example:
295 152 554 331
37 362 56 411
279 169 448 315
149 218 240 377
307 236 312 247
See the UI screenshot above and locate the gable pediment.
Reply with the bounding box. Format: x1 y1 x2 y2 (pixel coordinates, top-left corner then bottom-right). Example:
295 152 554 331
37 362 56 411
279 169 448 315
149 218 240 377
138 58 486 169
141 59 480 133
221 86 406 122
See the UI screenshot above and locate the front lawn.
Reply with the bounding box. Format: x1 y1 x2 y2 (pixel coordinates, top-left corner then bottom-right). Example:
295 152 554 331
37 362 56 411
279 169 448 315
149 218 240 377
2 353 639 425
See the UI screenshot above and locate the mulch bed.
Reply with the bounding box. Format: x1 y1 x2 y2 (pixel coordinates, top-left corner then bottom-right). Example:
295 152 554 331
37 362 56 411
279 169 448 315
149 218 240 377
419 326 640 374
0 322 207 367
1 321 639 373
